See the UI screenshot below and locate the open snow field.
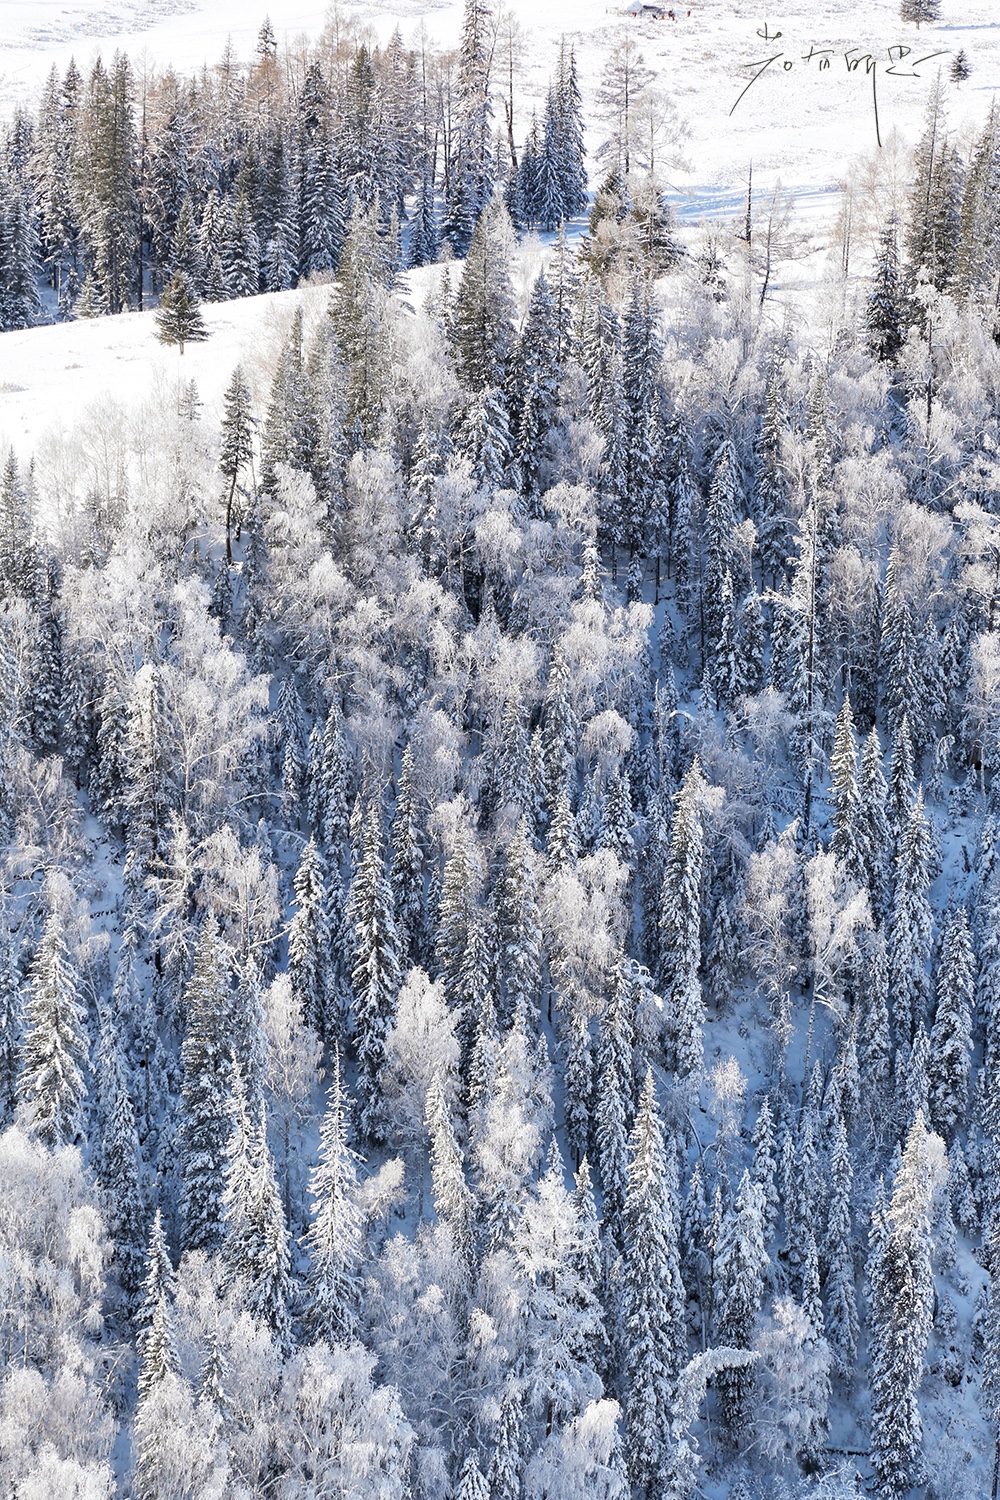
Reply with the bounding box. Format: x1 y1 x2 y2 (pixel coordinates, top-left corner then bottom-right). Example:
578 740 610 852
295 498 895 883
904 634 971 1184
0 285 324 457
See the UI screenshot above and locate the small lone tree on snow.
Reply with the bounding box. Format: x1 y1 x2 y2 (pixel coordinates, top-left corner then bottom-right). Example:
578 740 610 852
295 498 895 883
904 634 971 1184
155 272 209 355
950 50 971 86
900 0 940 27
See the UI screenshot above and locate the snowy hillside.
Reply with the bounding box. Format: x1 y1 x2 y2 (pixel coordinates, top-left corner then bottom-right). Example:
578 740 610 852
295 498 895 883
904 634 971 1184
0 285 318 457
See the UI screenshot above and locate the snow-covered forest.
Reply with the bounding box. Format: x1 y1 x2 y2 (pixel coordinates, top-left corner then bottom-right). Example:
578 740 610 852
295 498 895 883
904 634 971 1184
3 1 1000 1496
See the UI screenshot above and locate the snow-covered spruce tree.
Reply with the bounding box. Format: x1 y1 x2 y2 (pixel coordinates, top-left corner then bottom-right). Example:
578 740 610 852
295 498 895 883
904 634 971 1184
309 698 352 856
495 816 543 1028
622 1070 686 1498
595 957 635 1239
751 1096 780 1245
658 759 706 1094
867 1112 947 1496
451 198 516 394
288 836 331 1040
489 1381 526 1500
512 269 561 508
457 1451 490 1500
155 270 209 354
102 1055 147 1310
830 695 865 887
514 1140 603 1437
888 788 934 1043
305 1050 364 1344
136 1205 175 1347
957 101 1000 305
886 713 916 856
900 0 941 26
348 801 402 1143
554 41 588 220
981 1217 1000 1494
856 725 890 921
219 364 255 564
823 1104 859 1376
426 1071 475 1258
17 912 88 1147
0 922 20 1125
905 75 959 293
572 1156 609 1377
179 915 233 1253
222 1067 291 1345
136 1279 178 1408
866 218 907 365
444 0 496 255
542 649 579 804
713 1169 769 1441
390 742 424 966
927 905 974 1140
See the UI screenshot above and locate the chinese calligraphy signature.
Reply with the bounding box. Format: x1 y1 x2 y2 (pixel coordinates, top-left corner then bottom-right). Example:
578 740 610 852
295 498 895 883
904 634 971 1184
730 24 949 147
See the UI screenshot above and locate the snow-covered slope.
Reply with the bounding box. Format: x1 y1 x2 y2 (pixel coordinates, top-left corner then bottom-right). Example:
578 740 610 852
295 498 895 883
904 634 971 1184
0 285 323 459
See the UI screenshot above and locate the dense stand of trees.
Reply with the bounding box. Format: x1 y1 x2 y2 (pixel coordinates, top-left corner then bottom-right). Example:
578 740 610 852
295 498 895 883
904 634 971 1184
3 12 1000 1500
0 9 604 328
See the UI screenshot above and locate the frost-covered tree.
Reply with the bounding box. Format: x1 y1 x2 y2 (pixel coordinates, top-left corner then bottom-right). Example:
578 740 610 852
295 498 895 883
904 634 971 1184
622 1070 685 1496
179 916 233 1252
515 1141 603 1436
867 1113 948 1496
658 760 705 1092
714 1170 769 1439
889 789 934 1041
928 906 974 1139
348 803 402 1142
17 913 88 1147
305 1051 363 1344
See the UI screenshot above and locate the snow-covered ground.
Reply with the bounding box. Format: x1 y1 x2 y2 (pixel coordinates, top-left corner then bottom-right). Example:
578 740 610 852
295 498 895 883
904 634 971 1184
0 285 325 459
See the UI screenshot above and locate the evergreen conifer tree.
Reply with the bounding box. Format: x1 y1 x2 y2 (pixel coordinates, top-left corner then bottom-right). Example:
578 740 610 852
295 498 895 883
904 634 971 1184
623 1070 686 1498
713 1170 769 1438
288 837 331 1040
348 803 402 1142
830 695 865 885
444 0 496 254
155 270 208 354
17 912 88 1147
219 365 255 563
928 906 974 1139
823 1106 859 1375
658 760 706 1092
857 726 891 921
595 958 635 1239
0 925 20 1125
889 789 934 1042
866 219 907 364
103 1058 147 1309
179 917 233 1252
305 1050 363 1343
867 1113 946 1495
495 817 543 1027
